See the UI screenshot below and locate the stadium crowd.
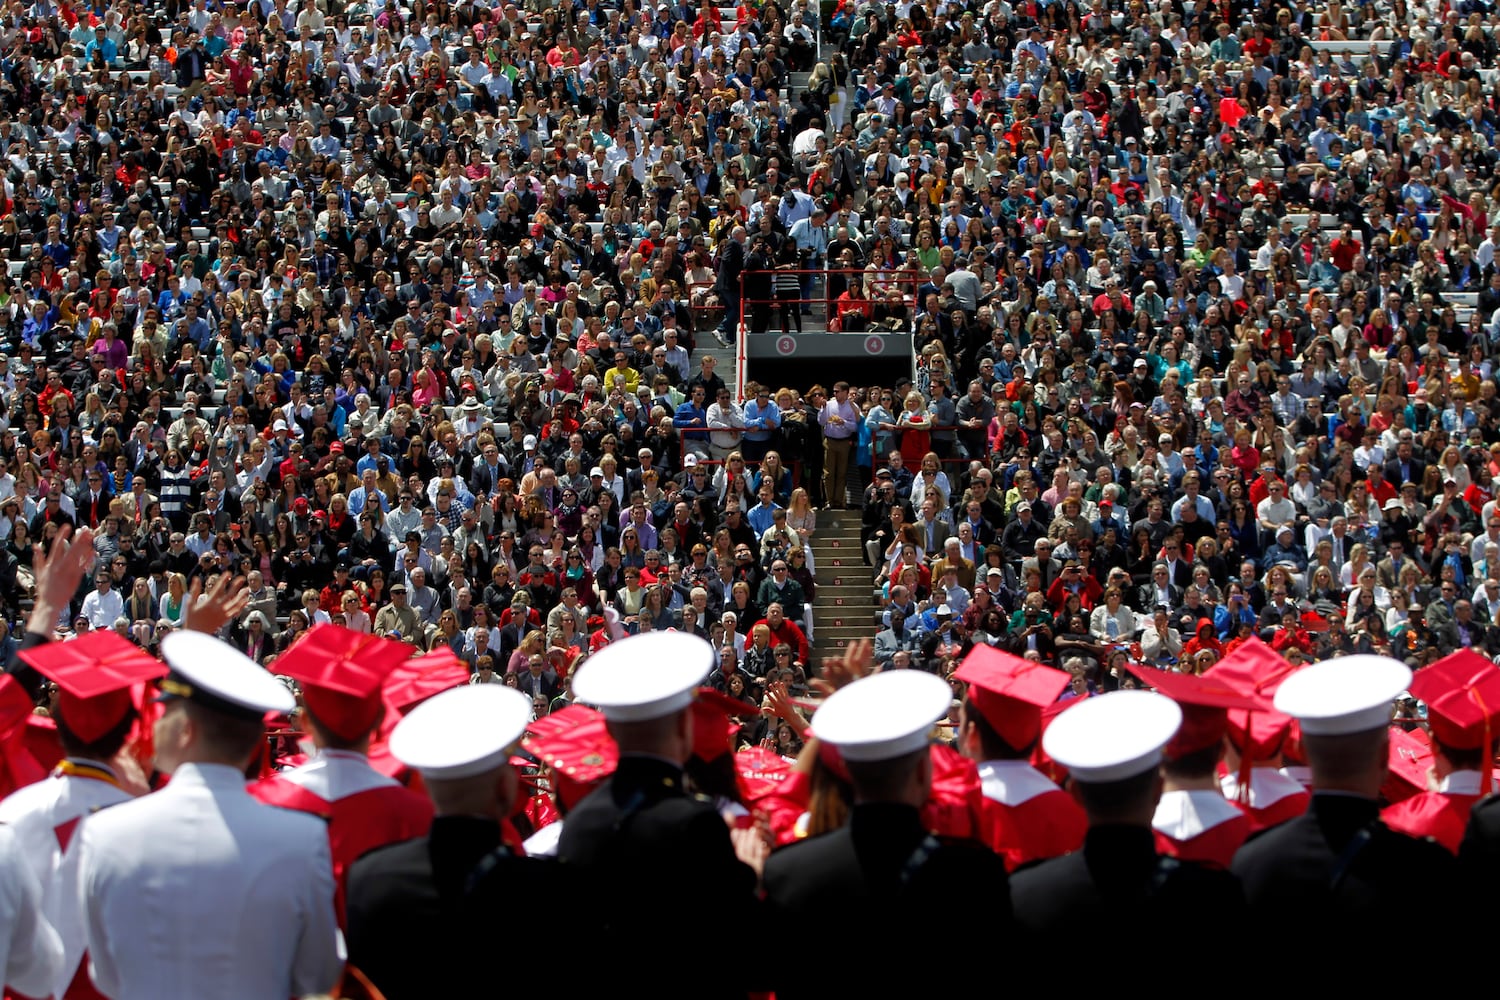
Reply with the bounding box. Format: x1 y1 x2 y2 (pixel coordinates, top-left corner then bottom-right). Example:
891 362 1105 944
7 0 1500 993
0 0 1495 754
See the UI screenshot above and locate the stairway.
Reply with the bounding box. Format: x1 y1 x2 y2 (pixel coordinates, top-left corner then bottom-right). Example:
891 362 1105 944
808 509 878 662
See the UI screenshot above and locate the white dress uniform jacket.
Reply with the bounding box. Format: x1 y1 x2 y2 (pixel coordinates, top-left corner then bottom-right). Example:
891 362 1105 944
0 762 133 998
0 824 65 997
78 763 342 1000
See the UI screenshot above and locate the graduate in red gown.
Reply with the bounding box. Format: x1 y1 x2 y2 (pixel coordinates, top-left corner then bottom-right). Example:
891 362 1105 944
953 646 1087 870
1382 650 1500 854
249 626 434 921
1208 639 1311 832
1129 664 1257 869
519 704 618 857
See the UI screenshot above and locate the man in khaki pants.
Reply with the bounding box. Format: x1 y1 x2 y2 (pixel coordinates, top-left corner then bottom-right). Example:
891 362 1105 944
818 381 861 509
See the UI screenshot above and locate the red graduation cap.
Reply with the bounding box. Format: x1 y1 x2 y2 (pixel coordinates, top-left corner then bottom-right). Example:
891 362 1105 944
275 625 414 742
1126 664 1261 759
19 632 167 744
1205 638 1304 806
734 745 794 805
1031 696 1084 783
953 646 1071 751
1384 725 1433 804
1205 638 1300 760
367 648 471 782
382 647 471 716
1299 611 1331 633
523 705 618 811
689 688 754 763
1409 650 1500 753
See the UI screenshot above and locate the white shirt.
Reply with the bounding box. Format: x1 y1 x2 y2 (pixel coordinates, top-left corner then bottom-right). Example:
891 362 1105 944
80 587 124 629
79 763 341 1000
522 820 564 858
0 824 64 997
706 401 747 450
0 762 133 998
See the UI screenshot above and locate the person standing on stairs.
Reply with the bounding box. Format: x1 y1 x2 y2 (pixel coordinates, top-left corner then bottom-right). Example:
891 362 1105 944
713 226 747 346
818 381 861 510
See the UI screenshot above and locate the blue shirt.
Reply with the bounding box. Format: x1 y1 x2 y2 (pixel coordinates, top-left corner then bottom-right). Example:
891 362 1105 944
742 399 781 442
84 35 117 65
673 400 709 441
747 501 782 537
347 485 390 516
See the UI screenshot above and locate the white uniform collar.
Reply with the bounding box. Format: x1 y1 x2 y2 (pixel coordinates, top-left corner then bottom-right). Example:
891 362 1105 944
280 749 398 800
978 759 1060 806
1220 767 1305 809
1153 788 1242 841
1439 770 1486 795
168 762 252 790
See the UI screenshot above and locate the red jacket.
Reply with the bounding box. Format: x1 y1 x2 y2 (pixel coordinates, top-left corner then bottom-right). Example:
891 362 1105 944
755 617 809 664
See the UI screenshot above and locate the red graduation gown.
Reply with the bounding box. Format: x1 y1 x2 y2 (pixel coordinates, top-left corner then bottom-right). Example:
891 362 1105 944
1220 767 1310 833
251 750 433 923
1152 788 1252 870
1381 771 1485 855
975 760 1087 871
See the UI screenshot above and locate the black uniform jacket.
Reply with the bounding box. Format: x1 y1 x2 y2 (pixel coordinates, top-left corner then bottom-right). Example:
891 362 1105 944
1232 792 1460 946
556 754 758 997
1012 823 1246 940
762 802 1011 997
346 817 565 999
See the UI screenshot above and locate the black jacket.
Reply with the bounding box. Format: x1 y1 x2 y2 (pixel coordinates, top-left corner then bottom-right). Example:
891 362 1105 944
346 818 566 1000
1232 793 1460 946
1013 824 1243 942
556 756 758 997
763 803 1010 997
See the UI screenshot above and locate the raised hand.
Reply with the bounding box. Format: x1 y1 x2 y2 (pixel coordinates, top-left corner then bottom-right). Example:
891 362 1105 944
182 574 251 636
28 526 97 637
811 637 873 697
765 680 809 737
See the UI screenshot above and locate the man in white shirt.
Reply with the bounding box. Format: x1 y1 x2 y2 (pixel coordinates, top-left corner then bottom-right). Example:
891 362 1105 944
706 388 747 461
79 571 124 630
1478 224 1500 271
1256 480 1298 536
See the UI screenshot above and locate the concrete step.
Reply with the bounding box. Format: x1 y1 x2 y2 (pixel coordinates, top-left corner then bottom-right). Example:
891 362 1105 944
813 597 875 619
810 509 872 660
810 566 870 581
695 342 740 397
814 581 873 596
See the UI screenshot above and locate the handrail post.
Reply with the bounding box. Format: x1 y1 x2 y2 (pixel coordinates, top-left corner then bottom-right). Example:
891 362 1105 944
737 268 746 402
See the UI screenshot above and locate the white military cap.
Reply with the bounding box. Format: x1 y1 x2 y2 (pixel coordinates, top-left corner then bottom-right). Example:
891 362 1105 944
1043 690 1183 783
811 670 952 762
159 631 296 720
1273 655 1412 736
390 685 532 780
572 632 713 722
